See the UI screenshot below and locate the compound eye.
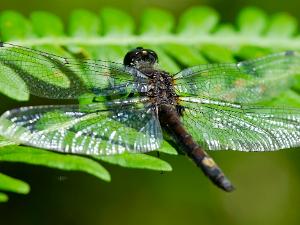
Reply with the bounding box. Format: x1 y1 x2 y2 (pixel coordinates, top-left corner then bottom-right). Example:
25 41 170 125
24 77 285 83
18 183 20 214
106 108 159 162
123 50 137 66
123 47 158 67
148 51 158 64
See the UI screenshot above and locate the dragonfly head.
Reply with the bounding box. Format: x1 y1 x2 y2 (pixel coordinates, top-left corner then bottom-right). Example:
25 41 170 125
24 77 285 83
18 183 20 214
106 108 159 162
123 47 158 68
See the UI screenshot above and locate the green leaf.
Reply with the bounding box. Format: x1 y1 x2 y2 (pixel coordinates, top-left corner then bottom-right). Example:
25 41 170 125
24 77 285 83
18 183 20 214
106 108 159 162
266 13 297 38
68 9 100 37
163 44 207 66
30 11 64 37
0 11 33 41
177 6 219 35
98 153 172 171
0 136 16 147
237 45 272 60
139 8 175 35
0 146 111 181
237 7 268 35
0 172 30 194
0 192 8 202
153 46 181 73
215 24 236 36
200 44 235 63
90 45 127 62
158 141 178 155
100 8 134 36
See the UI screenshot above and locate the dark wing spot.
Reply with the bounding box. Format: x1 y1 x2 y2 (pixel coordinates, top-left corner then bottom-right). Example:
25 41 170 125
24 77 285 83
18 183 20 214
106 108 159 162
0 42 3 47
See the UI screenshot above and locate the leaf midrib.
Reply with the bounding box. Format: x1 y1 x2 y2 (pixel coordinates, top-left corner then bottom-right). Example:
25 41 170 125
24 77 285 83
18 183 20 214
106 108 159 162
12 36 300 49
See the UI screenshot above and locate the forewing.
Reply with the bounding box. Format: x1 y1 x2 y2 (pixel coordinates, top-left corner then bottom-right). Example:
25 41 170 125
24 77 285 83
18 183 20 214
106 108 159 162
180 97 300 151
0 42 148 99
174 51 300 103
0 99 162 155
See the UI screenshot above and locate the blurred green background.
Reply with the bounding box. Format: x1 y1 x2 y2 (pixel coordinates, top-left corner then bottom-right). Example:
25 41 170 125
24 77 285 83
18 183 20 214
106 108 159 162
1 0 300 225
2 0 300 22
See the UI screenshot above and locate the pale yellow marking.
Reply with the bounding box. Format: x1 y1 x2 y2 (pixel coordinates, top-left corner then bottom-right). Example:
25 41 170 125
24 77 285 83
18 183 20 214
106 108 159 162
202 157 216 168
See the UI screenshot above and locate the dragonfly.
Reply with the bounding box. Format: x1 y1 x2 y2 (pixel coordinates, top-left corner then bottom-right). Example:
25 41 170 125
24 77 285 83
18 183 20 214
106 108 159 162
1 42 300 192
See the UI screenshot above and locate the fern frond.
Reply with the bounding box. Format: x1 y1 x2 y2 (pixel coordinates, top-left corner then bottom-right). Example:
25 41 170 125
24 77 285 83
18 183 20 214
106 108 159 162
0 6 300 202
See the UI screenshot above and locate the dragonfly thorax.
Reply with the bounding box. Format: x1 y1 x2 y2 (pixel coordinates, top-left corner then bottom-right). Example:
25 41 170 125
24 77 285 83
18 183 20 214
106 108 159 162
124 47 177 107
142 69 178 107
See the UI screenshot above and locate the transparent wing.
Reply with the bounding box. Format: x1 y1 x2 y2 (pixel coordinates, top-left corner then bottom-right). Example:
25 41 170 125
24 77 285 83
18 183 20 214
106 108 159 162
180 97 300 151
0 98 162 155
174 51 300 104
0 42 149 99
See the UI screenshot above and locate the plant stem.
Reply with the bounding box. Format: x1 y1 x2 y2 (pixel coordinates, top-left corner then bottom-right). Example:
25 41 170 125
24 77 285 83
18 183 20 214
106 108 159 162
12 35 300 50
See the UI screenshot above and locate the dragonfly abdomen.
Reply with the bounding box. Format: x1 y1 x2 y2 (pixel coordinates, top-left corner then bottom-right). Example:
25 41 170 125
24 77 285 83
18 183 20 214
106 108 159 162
159 104 234 192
